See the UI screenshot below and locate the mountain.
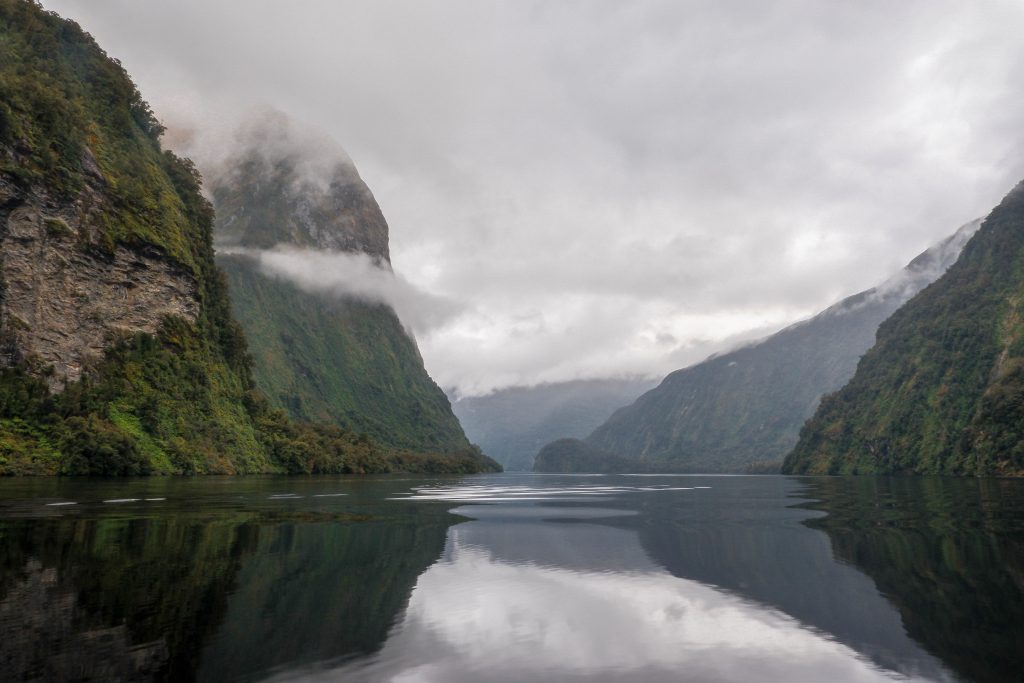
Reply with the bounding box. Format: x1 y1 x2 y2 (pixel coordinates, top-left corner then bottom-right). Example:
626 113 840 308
0 0 496 475
535 219 979 473
451 377 657 470
208 116 475 455
783 180 1024 476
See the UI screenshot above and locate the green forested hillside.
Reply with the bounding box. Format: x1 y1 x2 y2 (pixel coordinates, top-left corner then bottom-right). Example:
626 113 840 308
220 255 472 453
0 0 496 475
784 180 1024 476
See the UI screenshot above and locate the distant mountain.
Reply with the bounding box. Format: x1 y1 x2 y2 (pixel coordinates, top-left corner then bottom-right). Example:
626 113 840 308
784 180 1024 476
210 119 478 457
451 378 656 470
535 219 980 473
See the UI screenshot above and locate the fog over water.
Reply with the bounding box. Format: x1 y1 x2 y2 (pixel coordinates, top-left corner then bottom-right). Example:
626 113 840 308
41 0 1024 395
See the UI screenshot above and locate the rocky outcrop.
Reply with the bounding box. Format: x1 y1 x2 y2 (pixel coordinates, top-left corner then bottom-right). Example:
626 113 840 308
0 174 198 390
0 0 497 476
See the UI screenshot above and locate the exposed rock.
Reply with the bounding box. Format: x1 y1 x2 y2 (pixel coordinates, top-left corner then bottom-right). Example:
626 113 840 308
0 175 198 390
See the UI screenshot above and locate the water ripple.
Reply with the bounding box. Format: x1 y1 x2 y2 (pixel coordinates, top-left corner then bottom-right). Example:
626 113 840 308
392 483 709 503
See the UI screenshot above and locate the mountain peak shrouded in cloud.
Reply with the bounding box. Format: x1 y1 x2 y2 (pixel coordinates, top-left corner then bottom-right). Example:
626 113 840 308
175 111 390 261
207 113 474 454
170 111 461 337
47 0 1024 397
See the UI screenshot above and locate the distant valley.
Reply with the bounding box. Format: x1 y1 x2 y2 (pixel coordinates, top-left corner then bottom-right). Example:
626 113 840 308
451 377 657 471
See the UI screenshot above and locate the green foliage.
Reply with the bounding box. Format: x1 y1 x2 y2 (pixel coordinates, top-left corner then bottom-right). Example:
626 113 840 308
59 414 150 476
783 181 1024 476
552 229 972 474
0 319 498 476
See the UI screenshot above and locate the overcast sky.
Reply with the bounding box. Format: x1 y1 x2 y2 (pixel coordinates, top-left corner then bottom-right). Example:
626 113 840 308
44 0 1024 395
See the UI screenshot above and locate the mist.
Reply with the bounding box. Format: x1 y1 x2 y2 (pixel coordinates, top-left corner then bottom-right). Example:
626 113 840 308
220 246 463 337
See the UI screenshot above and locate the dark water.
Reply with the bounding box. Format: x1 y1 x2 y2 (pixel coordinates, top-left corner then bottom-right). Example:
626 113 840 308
0 474 1021 682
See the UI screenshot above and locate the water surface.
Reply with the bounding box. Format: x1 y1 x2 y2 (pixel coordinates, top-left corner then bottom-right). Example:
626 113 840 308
0 474 1020 682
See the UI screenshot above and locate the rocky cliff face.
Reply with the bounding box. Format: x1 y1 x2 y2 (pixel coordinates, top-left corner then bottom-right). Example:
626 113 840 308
0 172 198 389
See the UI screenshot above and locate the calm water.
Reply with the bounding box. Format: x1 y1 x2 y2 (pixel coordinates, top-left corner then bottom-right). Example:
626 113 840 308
0 474 1021 682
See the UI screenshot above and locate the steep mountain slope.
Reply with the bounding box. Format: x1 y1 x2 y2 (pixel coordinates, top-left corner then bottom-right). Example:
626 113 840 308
535 220 979 473
784 181 1024 475
451 377 656 470
209 120 473 455
0 0 495 475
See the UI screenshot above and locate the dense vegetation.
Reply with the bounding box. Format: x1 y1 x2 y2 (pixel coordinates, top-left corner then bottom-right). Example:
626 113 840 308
784 181 1024 475
0 0 498 475
534 225 973 474
0 0 202 270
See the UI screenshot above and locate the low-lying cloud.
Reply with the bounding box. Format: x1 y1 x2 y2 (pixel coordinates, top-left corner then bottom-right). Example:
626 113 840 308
221 246 463 336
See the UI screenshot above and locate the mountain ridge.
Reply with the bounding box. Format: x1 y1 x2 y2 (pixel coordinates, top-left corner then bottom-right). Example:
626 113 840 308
535 219 979 473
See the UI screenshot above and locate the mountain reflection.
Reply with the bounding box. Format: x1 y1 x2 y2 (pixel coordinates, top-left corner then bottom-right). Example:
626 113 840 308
803 477 1024 683
0 477 458 683
1 475 1020 682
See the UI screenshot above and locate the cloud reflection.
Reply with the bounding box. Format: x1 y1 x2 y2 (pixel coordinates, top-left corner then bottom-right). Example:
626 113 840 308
287 527 940 683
